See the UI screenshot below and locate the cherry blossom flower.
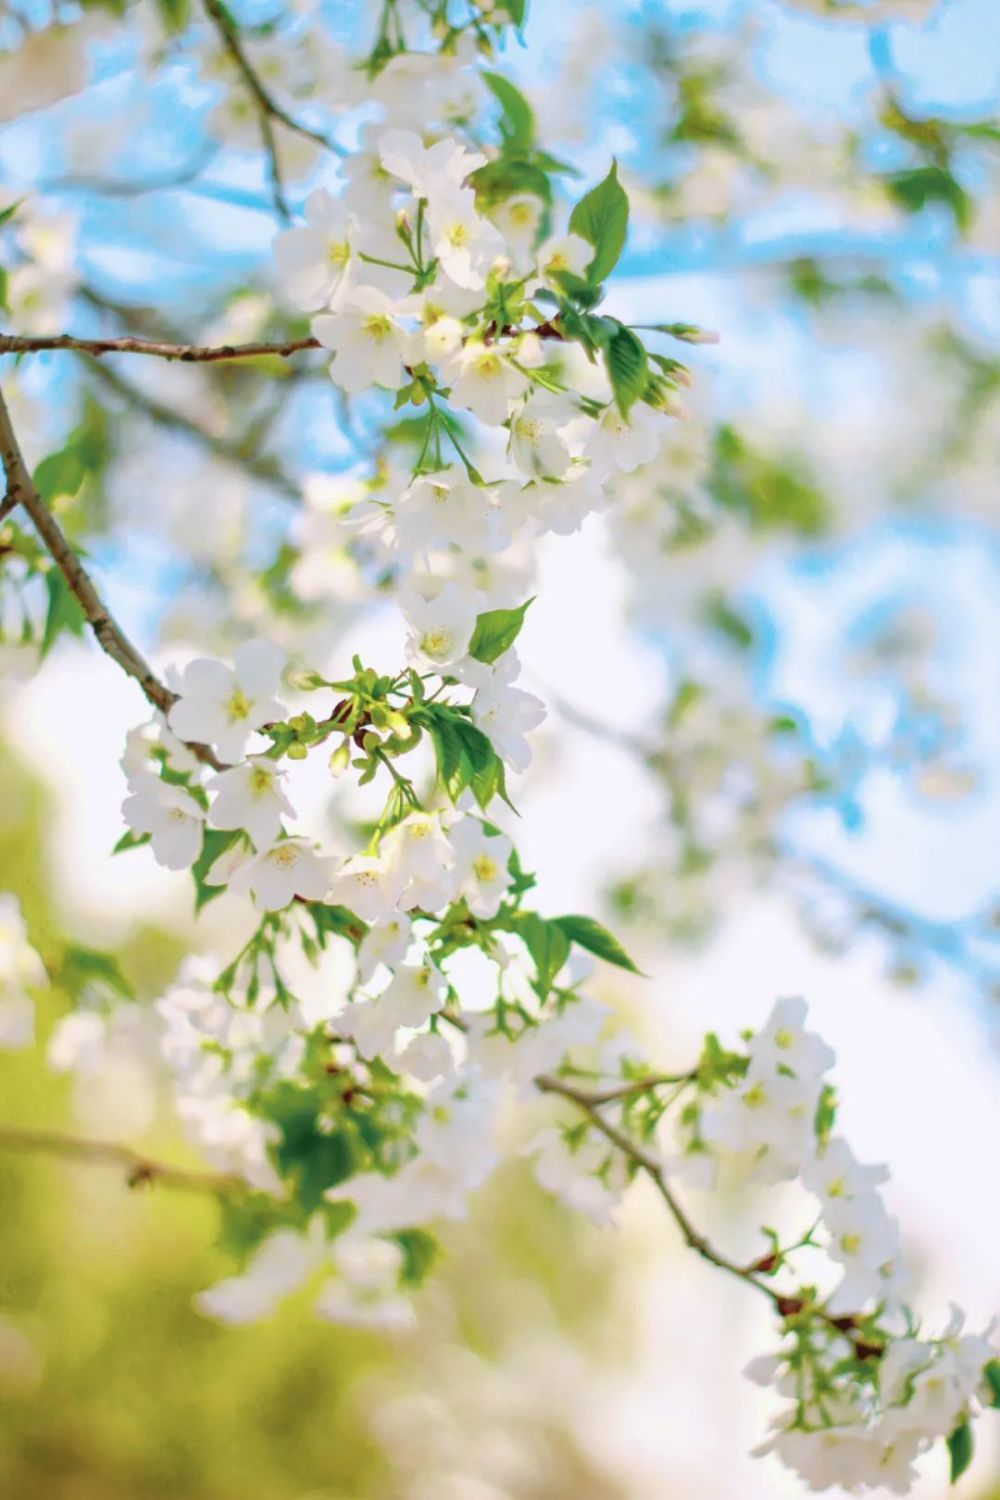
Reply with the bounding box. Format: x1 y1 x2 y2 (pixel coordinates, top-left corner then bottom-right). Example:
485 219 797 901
313 286 408 393
207 756 296 848
167 639 286 764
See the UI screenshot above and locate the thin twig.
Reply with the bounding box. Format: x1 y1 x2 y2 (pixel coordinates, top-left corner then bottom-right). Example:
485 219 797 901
562 1070 695 1106
200 0 344 221
0 332 320 363
0 384 223 768
536 1072 881 1355
550 691 998 990
536 1072 783 1301
0 1123 240 1194
86 359 302 503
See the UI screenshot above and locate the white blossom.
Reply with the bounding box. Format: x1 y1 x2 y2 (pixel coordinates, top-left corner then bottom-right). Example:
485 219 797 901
121 777 206 871
447 342 528 426
313 287 408 393
450 817 512 918
207 756 295 848
0 896 45 1049
402 583 478 673
167 640 286 764
272 189 360 311
222 838 336 912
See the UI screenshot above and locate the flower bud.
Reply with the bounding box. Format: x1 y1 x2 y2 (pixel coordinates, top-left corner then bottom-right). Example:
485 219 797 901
329 742 351 776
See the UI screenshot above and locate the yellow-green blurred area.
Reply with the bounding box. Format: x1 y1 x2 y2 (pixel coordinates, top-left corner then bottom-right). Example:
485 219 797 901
0 745 634 1500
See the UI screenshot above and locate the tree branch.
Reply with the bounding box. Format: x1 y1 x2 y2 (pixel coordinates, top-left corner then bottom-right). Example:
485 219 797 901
0 383 223 768
536 1072 881 1355
86 359 302 503
0 1123 240 1195
200 0 344 222
0 332 320 363
536 1071 779 1296
550 691 998 992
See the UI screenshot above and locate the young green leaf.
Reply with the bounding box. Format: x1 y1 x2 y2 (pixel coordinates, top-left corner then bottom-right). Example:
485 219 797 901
568 160 629 284
468 598 533 665
112 828 152 854
191 828 241 913
58 944 134 1001
983 1359 1000 1408
483 71 535 152
552 914 642 974
947 1421 973 1484
514 912 571 998
392 1227 440 1287
40 570 87 658
604 323 649 417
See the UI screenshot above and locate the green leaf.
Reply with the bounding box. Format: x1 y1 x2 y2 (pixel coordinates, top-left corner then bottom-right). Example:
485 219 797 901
392 1227 440 1287
468 598 533 665
0 199 23 229
34 447 87 504
983 1360 1000 1408
453 719 510 810
550 270 606 310
885 166 972 233
710 424 830 537
704 593 754 650
59 944 133 1001
422 709 511 811
191 827 241 913
426 714 467 797
470 157 552 209
605 323 648 418
270 1084 355 1214
513 912 571 998
552 914 642 974
304 902 367 951
568 160 629 284
483 71 535 152
947 1421 973 1484
112 828 152 854
40 570 86 658
814 1083 837 1145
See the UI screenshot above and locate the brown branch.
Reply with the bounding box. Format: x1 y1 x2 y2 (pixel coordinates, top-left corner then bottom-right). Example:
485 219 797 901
0 383 223 768
0 1123 240 1195
536 1071 882 1355
564 1070 696 1105
200 0 344 222
0 332 321 363
535 1071 783 1300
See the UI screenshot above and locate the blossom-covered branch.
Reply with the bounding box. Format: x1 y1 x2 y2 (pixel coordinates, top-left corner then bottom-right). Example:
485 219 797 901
1 1 996 1493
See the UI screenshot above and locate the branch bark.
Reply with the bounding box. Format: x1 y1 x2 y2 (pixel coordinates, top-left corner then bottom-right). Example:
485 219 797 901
0 383 223 768
200 0 344 221
536 1070 882 1355
0 1123 240 1195
0 332 320 363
